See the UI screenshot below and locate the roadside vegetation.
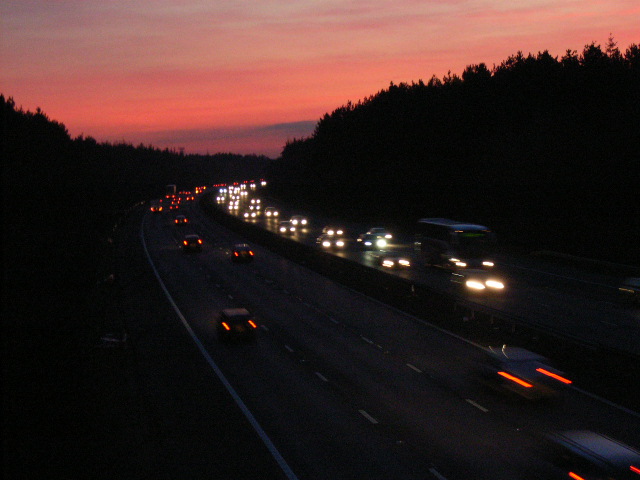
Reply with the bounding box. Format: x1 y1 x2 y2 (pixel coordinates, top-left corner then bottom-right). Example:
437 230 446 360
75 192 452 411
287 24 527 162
269 39 640 264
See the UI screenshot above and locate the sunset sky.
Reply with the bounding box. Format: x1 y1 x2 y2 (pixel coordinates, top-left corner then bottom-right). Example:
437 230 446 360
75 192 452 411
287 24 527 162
2 1 638 158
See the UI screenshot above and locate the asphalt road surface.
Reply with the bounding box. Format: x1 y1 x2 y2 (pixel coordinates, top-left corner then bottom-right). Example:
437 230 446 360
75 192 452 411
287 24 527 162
132 199 639 480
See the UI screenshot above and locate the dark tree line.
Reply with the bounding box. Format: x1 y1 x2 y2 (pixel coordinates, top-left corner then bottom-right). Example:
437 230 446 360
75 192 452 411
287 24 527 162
268 40 640 263
2 94 272 477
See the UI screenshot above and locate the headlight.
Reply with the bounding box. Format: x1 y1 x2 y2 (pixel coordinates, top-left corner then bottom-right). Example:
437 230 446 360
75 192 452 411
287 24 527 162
385 234 392 239
455 262 467 267
466 280 486 290
335 240 345 247
376 239 387 248
398 259 411 267
301 219 307 225
483 261 495 267
382 260 395 268
486 280 504 289
322 241 331 247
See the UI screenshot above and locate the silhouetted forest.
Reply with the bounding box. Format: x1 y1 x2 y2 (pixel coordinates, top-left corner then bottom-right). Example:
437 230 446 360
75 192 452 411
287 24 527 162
268 39 640 264
2 94 271 477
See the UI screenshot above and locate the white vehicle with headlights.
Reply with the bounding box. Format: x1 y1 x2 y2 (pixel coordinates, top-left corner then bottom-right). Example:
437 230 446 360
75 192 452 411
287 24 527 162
322 225 345 236
368 251 411 269
451 269 505 292
357 227 392 249
290 215 308 227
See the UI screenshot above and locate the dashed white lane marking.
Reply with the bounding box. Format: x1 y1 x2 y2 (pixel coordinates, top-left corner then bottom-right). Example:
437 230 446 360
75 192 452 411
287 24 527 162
227 294 234 299
465 399 489 413
260 325 269 331
284 345 294 353
359 410 379 424
315 372 328 382
361 336 374 345
329 317 339 324
429 467 448 479
406 363 422 373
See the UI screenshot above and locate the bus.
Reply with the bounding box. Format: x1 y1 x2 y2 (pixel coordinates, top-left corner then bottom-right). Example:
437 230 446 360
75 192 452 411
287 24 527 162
414 218 496 269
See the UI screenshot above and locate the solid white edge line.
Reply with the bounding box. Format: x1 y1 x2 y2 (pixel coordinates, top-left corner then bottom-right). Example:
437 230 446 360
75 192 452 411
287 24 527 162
315 372 329 382
140 215 299 480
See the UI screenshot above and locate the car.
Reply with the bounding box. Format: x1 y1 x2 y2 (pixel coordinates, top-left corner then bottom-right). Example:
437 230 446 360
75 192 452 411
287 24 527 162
150 201 163 213
264 207 279 217
368 251 411 268
216 308 258 342
450 269 505 292
174 214 188 225
242 210 258 219
231 243 254 263
547 430 640 480
480 346 572 400
290 215 308 227
278 221 296 234
357 227 392 249
322 225 344 236
182 234 203 252
619 277 640 305
316 233 346 249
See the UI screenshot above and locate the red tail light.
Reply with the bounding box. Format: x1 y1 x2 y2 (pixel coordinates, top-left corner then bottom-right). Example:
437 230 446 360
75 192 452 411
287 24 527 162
569 472 586 480
234 252 239 256
221 322 230 331
249 251 254 256
183 240 187 245
536 368 572 384
248 320 257 329
497 371 533 388
197 239 202 244
631 465 640 475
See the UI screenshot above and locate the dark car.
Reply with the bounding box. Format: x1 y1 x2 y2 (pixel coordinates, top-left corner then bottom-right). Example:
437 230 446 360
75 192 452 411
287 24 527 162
451 269 505 292
316 233 346 249
547 430 640 480
231 243 254 263
357 227 392 249
278 221 296 234
182 234 202 252
216 308 258 342
480 346 572 400
368 251 411 269
174 214 188 225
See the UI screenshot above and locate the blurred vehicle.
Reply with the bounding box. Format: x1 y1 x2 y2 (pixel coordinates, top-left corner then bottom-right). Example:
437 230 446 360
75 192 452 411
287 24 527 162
264 207 279 217
619 277 640 305
414 218 496 269
547 430 640 480
357 227 392 249
231 243 254 263
150 201 163 213
451 269 505 292
216 308 258 342
316 233 346 249
322 225 344 236
290 215 308 227
174 214 188 225
278 221 296 234
242 210 258 219
480 346 572 400
182 234 203 252
368 251 411 269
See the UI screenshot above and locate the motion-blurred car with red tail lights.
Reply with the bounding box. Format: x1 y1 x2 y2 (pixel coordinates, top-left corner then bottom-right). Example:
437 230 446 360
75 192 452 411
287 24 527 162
216 308 258 342
231 244 254 263
480 346 572 400
174 214 188 225
547 430 640 480
150 201 163 213
182 234 203 252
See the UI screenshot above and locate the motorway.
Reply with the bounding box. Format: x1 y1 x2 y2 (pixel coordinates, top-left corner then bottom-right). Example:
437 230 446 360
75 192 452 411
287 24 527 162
140 195 639 480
